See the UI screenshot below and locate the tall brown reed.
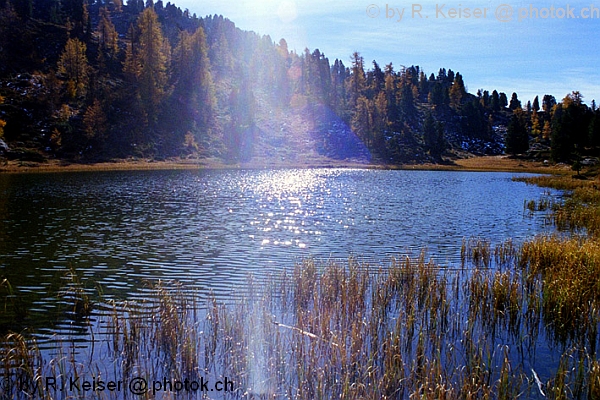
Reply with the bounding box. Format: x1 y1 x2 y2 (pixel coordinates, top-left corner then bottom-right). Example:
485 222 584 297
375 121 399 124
2 249 600 399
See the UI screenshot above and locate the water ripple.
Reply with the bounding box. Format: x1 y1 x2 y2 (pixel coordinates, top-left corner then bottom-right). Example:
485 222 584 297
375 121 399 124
0 168 558 337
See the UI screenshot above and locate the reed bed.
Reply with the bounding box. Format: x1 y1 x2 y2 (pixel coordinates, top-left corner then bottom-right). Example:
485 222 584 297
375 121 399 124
516 175 600 237
1 244 600 399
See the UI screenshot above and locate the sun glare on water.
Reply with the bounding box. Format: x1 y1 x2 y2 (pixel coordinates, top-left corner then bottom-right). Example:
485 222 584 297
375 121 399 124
254 168 323 196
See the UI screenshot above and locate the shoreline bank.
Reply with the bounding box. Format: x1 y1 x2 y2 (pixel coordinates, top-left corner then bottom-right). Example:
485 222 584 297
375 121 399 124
0 155 569 175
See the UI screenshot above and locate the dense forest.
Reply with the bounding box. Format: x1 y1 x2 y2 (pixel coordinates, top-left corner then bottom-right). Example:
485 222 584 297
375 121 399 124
0 0 599 165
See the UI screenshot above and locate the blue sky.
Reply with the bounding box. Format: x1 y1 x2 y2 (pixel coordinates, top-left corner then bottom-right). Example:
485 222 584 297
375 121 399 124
173 0 600 105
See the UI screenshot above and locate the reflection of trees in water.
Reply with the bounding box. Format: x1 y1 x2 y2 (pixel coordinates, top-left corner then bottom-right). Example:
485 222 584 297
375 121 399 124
0 269 92 338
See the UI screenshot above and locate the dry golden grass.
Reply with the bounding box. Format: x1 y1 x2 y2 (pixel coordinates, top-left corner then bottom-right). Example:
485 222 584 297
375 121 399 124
453 155 566 173
518 174 600 237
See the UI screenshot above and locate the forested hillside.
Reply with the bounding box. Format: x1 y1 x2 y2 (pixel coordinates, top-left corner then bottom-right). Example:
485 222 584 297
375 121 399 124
0 0 599 165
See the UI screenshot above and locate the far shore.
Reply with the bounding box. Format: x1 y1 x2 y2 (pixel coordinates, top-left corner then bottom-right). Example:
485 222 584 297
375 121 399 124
0 155 573 175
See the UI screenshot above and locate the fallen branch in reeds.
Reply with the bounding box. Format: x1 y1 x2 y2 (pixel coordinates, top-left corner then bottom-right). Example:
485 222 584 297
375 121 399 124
532 368 546 397
272 320 339 347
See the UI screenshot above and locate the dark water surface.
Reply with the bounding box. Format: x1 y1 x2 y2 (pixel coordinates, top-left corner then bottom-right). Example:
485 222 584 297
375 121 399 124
0 168 556 339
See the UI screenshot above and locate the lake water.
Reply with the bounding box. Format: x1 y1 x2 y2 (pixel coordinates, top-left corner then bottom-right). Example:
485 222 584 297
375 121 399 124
0 168 556 338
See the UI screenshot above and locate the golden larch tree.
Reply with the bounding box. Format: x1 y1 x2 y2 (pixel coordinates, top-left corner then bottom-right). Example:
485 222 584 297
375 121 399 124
57 38 89 98
136 7 169 119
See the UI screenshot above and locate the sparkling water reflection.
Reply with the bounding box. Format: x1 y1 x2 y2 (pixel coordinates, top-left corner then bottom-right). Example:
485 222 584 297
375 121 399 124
0 168 557 339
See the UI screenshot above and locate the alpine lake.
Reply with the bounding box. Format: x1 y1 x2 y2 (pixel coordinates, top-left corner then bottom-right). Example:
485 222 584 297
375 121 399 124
0 168 570 399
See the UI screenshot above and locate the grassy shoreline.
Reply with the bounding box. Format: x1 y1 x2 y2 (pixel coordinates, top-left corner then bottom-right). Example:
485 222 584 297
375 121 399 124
0 155 569 174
